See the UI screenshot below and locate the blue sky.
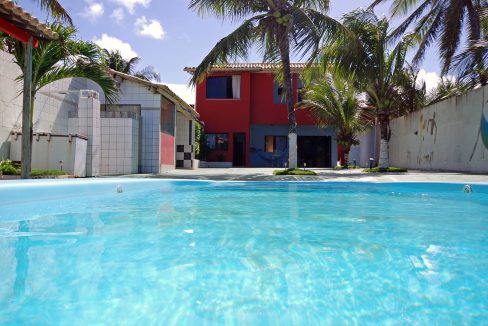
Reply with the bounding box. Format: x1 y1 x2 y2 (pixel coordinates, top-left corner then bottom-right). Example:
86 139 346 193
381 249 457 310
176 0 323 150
17 0 441 101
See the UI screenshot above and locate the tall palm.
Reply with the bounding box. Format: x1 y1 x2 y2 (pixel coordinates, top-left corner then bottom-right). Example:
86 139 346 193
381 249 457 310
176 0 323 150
319 9 414 168
11 24 117 178
299 75 370 166
370 0 488 85
188 0 346 168
103 49 161 82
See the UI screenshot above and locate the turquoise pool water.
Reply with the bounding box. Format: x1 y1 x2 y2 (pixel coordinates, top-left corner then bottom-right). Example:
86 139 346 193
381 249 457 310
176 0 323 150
0 180 487 325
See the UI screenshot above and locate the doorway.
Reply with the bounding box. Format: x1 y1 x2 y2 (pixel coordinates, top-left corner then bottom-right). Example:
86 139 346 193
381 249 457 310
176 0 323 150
297 136 331 167
233 133 246 166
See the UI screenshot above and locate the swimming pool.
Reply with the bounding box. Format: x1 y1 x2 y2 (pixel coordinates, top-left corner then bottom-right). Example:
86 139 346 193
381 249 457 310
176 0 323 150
0 179 487 324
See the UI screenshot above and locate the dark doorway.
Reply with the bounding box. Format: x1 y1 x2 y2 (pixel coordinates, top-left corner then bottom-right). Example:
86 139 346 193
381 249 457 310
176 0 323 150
297 136 331 167
233 133 246 166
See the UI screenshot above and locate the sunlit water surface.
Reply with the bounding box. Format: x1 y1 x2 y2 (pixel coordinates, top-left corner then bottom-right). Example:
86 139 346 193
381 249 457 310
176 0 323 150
0 180 487 325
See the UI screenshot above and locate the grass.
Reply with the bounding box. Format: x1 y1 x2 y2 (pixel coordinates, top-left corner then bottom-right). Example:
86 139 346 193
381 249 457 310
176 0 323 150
273 168 317 176
364 167 408 173
30 169 66 177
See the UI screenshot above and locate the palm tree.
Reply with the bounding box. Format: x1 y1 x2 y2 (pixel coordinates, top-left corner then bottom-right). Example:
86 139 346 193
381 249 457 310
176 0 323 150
31 0 73 25
10 24 117 178
188 0 346 168
318 9 415 168
299 75 370 166
103 49 161 82
427 77 470 104
370 0 488 85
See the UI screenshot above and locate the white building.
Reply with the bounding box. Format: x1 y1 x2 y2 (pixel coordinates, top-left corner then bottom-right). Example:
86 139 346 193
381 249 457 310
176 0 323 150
0 51 199 177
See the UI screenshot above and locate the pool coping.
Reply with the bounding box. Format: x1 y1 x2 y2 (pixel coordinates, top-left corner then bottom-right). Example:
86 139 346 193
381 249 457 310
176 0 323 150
1 177 487 189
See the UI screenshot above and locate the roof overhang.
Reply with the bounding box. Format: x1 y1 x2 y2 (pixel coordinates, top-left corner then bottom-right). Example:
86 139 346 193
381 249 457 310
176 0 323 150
109 69 199 120
0 0 58 44
184 63 308 75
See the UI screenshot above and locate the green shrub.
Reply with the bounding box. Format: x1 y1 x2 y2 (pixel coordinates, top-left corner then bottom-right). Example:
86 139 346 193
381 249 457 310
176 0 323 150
30 169 65 177
364 167 408 173
0 159 21 175
273 168 317 176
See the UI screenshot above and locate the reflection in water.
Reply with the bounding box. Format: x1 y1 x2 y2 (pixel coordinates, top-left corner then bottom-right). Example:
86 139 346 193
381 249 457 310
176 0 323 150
14 220 30 298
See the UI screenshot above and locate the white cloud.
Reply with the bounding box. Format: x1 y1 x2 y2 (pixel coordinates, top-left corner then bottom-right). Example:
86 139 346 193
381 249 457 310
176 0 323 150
83 1 104 20
93 34 138 60
111 0 150 14
110 8 125 23
164 84 196 105
134 16 165 40
418 70 442 92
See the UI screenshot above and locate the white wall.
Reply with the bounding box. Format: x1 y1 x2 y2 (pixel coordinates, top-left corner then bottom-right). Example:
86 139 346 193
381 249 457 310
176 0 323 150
389 86 488 172
175 110 194 169
0 51 23 159
100 118 139 175
116 79 160 173
349 127 377 167
9 134 87 177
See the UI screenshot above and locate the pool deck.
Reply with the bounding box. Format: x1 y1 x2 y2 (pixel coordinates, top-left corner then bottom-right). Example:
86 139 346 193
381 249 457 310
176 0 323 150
121 168 488 183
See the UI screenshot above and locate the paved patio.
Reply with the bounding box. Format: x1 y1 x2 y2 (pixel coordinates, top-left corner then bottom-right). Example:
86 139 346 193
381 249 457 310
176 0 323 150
123 168 488 183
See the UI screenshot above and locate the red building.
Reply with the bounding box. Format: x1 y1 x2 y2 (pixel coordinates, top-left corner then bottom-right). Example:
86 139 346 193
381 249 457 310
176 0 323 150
184 63 336 167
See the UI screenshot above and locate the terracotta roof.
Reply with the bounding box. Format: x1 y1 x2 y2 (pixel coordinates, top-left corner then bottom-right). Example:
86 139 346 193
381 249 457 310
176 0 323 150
0 0 58 40
184 63 308 74
108 69 199 119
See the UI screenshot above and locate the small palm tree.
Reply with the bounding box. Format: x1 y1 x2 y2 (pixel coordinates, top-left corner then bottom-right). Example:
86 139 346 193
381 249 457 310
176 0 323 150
103 49 161 82
10 24 117 178
188 0 346 168
319 9 415 168
370 0 487 85
299 75 370 166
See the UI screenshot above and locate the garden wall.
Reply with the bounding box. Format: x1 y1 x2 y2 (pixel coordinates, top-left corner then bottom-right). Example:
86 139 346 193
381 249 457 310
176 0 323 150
389 86 488 173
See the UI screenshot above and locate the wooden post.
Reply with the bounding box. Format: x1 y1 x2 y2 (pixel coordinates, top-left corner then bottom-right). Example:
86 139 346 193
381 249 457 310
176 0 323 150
21 36 33 179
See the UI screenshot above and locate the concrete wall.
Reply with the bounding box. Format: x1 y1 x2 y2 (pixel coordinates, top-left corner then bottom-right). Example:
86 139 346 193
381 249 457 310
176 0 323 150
9 134 87 177
0 52 103 175
116 79 160 173
389 86 488 172
349 127 378 167
0 51 22 159
175 111 194 169
249 124 336 167
100 117 139 175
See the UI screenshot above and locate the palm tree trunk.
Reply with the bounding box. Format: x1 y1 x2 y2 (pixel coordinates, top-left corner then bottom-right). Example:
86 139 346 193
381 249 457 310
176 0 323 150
21 37 33 179
378 112 389 169
277 26 297 169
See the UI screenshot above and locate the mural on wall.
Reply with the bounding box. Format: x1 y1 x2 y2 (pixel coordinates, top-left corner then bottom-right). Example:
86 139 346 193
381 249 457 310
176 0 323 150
469 99 488 161
416 112 438 165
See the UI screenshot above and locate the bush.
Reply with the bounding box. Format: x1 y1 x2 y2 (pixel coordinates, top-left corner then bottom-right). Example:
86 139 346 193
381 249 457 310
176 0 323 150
273 168 317 176
364 167 408 173
30 169 65 177
194 122 207 160
0 159 21 175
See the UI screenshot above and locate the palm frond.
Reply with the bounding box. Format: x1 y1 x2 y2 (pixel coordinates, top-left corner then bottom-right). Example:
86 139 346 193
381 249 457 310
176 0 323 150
190 15 263 84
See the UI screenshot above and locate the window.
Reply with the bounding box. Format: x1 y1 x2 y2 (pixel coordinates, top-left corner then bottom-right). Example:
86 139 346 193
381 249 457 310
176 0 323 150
161 97 175 135
206 76 241 99
274 81 286 104
264 136 288 153
206 133 229 150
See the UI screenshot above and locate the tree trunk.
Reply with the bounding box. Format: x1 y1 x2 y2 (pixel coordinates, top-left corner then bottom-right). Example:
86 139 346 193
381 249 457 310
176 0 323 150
21 37 33 179
378 113 389 169
343 144 351 168
277 26 297 169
